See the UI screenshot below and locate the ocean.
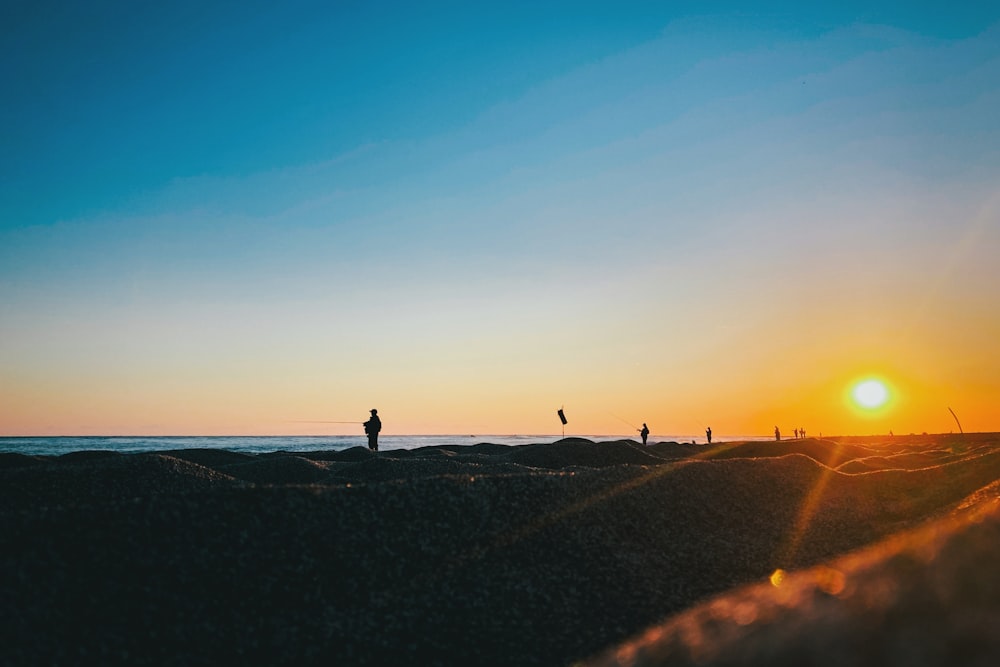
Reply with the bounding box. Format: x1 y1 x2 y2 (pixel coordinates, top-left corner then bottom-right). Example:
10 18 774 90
0 434 770 456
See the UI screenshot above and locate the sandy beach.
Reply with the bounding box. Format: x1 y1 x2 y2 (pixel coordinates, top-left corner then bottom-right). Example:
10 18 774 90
3 434 1000 665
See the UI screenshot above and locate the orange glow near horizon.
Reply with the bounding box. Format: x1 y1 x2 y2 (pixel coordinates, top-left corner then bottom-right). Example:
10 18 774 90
0 313 997 437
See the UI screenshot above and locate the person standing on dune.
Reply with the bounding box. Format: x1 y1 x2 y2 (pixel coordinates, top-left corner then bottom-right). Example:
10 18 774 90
706 426 712 444
364 409 382 452
639 423 650 446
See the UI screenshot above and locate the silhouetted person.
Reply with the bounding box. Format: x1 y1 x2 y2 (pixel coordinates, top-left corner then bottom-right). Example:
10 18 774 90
800 427 806 439
775 426 781 441
364 409 382 452
639 423 649 446
706 426 712 444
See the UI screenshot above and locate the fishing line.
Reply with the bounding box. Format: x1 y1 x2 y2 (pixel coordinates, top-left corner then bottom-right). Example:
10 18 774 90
287 420 364 424
608 412 640 431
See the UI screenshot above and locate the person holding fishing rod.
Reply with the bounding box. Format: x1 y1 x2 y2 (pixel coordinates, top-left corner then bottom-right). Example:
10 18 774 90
609 412 650 446
364 409 382 452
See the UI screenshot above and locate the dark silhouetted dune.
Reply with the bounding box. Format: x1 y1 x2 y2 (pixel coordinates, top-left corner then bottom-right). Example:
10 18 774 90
0 452 45 469
3 434 1000 666
324 454 531 483
646 441 705 459
700 438 878 467
0 453 240 510
585 494 1000 667
326 445 380 462
836 449 963 473
57 449 123 462
221 455 333 484
507 439 668 468
162 447 256 467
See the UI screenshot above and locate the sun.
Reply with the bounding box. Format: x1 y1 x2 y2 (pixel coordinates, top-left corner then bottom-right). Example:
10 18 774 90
852 379 889 409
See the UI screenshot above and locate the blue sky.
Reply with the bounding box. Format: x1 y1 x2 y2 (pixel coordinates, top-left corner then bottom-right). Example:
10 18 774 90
2 2 999 435
3 1 997 224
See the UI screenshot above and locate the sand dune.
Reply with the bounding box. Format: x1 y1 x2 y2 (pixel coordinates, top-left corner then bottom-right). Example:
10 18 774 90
221 455 334 484
586 491 1000 667
695 438 878 466
2 435 999 666
0 452 242 510
835 449 963 473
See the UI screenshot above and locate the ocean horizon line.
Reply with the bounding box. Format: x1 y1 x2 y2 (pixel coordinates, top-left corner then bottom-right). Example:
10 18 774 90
1 433 777 442
1 433 772 457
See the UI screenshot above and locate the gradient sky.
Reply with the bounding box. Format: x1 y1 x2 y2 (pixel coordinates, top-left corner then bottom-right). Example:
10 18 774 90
2 1 999 437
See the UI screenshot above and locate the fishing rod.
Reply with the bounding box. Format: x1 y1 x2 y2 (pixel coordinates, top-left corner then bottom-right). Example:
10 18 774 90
948 407 964 435
608 412 641 432
288 420 364 424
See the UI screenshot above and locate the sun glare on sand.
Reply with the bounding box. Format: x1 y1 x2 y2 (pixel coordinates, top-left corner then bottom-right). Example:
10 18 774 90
852 379 890 409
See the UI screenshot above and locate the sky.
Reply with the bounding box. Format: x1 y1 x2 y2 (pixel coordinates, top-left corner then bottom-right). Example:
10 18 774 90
2 1 999 437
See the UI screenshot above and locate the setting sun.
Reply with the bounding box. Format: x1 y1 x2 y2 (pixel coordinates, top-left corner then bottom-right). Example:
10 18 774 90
853 379 890 409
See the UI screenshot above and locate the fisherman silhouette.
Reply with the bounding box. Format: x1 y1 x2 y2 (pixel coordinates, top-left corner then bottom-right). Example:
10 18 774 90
775 426 781 441
364 409 382 452
639 423 649 446
706 426 712 444
794 428 799 439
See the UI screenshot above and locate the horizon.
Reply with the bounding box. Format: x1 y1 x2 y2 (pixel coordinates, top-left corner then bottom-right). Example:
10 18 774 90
0 430 976 440
3 3 999 437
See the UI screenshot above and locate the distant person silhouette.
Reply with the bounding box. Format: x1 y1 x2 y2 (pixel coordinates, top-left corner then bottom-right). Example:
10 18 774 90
706 426 712 444
364 409 382 452
800 427 806 439
775 426 781 441
639 423 649 446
